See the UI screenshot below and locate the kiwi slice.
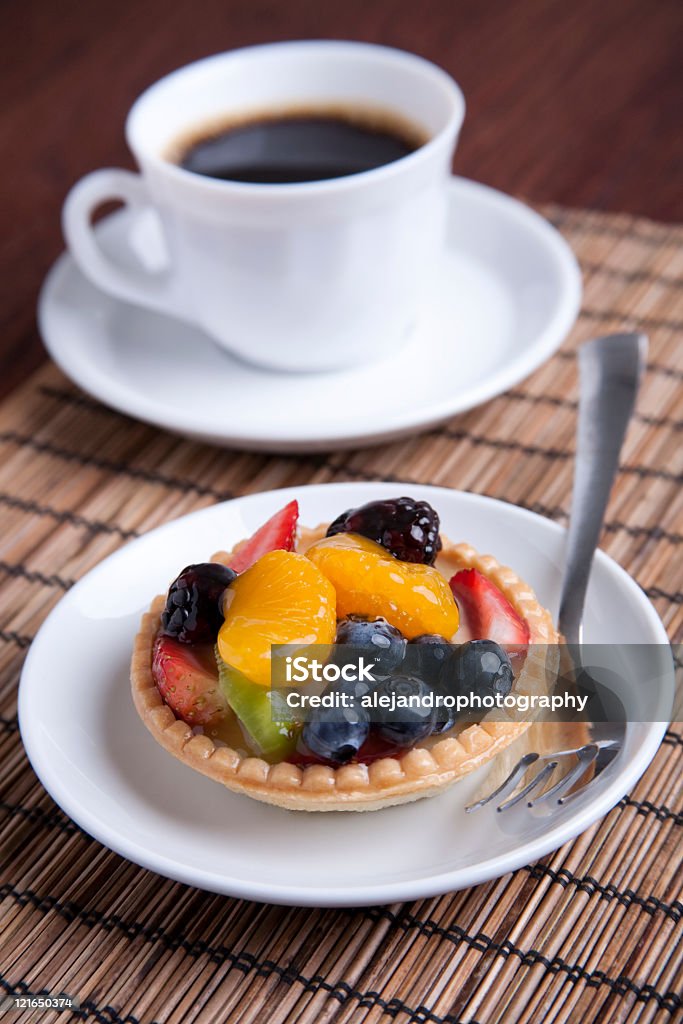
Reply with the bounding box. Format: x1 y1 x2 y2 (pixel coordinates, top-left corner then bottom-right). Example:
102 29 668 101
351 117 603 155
216 653 299 761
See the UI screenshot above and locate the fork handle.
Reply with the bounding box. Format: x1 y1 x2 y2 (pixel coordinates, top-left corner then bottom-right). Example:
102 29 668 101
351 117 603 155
558 333 647 643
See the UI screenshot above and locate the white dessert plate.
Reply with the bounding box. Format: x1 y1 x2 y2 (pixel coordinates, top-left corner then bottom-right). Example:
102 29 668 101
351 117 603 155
38 178 581 452
19 483 671 907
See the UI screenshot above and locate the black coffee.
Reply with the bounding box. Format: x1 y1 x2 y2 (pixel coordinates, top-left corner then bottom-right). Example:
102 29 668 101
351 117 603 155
174 108 425 184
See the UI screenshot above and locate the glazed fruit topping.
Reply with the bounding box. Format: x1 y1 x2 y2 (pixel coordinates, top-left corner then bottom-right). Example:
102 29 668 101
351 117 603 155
334 615 406 677
449 568 530 645
306 532 459 640
217 659 299 761
451 639 514 698
326 496 442 565
161 562 237 644
152 496 534 769
227 499 299 573
152 635 227 727
374 676 437 747
217 549 336 686
302 705 370 765
430 701 459 736
411 633 452 680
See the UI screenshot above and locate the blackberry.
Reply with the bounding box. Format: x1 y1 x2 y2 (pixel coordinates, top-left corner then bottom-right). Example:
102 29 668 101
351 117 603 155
326 496 441 565
161 562 237 644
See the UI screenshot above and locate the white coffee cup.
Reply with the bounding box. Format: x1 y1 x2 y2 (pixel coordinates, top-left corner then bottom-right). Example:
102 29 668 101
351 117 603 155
63 41 465 372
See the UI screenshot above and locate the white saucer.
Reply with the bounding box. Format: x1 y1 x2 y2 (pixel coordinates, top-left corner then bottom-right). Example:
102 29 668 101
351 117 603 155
19 483 671 907
38 179 581 452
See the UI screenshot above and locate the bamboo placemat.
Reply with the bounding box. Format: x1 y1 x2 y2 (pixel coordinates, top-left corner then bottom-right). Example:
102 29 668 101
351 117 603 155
1 203 682 1024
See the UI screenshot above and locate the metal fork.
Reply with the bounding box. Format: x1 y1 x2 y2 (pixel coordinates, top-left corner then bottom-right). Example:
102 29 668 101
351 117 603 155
467 332 648 813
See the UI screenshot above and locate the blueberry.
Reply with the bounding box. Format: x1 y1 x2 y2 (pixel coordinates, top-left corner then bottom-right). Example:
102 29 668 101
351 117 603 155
451 640 513 698
328 674 375 704
161 562 237 644
374 675 436 748
334 616 406 677
302 706 370 765
326 497 441 565
410 633 453 686
431 703 459 735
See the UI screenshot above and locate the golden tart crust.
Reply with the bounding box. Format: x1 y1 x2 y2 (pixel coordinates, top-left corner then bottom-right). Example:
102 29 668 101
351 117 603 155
131 526 558 811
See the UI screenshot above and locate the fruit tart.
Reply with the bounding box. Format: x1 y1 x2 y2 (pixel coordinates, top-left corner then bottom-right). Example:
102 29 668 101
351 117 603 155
131 496 558 810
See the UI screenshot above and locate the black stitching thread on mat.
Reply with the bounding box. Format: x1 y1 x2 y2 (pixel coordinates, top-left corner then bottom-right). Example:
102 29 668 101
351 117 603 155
3 786 678 845
0 975 148 1024
0 492 139 539
0 432 236 502
3 793 679 927
521 501 682 546
0 715 18 733
319 466 683 569
580 306 683 334
0 885 678 1016
618 798 683 826
431 430 571 459
555 349 683 381
41 380 683 444
22 455 681 610
0 629 32 649
524 865 683 922
428 430 682 483
521 501 570 519
632 358 682 382
2 479 679 565
600 523 682 545
4 425 682 490
547 212 678 249
6 484 679 631
643 586 683 604
548 211 683 251
320 445 681 484
578 259 683 290
430 431 683 481
363 905 681 1013
42 382 683 435
664 730 683 747
0 969 469 1024
39 386 133 420
0 560 73 591
0 801 85 837
0 895 481 1024
322 471 683 599
501 389 683 432
1 478 679 558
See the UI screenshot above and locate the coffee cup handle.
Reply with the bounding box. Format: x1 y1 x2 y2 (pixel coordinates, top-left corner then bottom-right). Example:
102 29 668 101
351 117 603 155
62 169 190 320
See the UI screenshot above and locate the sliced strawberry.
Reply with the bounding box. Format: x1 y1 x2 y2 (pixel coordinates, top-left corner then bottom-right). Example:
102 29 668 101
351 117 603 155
449 568 530 645
227 500 299 573
152 635 227 726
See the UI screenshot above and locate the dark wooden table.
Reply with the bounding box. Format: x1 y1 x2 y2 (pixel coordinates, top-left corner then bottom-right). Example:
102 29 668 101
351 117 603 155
2 0 681 399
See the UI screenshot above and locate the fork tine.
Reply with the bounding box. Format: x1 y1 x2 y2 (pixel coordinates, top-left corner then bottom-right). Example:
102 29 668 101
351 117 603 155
558 743 621 805
529 744 599 807
497 761 559 812
465 752 539 812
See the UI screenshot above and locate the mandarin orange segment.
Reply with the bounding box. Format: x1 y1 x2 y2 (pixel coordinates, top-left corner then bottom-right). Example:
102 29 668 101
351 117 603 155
217 550 336 686
306 533 459 640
